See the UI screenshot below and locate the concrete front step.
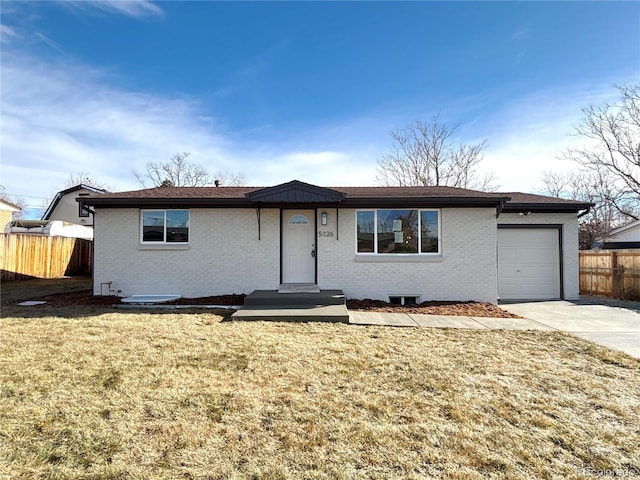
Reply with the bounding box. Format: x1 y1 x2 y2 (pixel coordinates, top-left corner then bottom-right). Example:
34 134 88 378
233 289 348 323
243 289 345 307
231 304 350 323
278 283 320 294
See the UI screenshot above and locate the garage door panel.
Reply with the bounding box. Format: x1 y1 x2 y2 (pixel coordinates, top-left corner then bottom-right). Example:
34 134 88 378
498 228 560 300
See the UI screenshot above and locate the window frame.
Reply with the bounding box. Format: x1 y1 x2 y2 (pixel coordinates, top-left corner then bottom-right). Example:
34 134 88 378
78 201 90 218
78 193 90 218
140 209 190 244
355 208 441 255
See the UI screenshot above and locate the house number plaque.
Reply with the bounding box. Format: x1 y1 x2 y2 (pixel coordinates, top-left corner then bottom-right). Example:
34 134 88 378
318 231 335 237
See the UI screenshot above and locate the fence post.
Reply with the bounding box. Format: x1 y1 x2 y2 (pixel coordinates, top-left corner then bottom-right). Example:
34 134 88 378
612 251 620 299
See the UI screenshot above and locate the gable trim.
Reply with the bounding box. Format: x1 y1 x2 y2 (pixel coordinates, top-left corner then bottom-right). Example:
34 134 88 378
42 184 108 220
246 180 346 204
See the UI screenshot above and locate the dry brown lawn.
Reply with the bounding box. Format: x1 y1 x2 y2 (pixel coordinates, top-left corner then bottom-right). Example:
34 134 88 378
1 305 639 479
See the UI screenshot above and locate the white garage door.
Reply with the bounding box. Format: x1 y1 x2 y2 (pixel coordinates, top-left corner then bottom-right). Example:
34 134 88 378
498 228 560 300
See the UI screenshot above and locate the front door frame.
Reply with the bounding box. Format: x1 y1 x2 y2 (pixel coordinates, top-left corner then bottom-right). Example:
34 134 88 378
280 208 317 284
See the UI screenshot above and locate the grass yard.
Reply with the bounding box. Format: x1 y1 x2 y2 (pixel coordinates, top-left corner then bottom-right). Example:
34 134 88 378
1 305 639 479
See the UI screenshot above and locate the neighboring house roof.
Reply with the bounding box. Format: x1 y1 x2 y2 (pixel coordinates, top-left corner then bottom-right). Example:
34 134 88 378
0 198 22 211
42 184 108 220
605 219 640 239
598 218 640 249
80 180 591 213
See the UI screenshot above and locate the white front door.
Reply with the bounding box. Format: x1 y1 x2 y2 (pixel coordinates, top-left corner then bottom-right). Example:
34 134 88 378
282 210 316 284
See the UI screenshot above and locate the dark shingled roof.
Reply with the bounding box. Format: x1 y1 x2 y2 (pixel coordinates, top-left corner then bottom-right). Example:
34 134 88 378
79 181 591 212
96 186 260 199
499 192 588 205
499 191 592 213
82 184 506 199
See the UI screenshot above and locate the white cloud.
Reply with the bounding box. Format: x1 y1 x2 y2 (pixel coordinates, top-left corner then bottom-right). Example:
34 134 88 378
2 18 636 206
1 53 228 198
0 52 380 204
235 150 377 187
33 31 67 53
57 0 164 18
282 151 348 166
512 27 532 42
477 82 625 193
0 24 16 44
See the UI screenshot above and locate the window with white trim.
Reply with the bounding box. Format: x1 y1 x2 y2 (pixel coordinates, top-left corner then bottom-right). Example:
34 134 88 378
356 209 440 254
141 210 189 243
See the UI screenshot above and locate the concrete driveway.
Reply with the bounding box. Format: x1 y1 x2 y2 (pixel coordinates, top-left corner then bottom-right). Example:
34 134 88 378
501 296 640 359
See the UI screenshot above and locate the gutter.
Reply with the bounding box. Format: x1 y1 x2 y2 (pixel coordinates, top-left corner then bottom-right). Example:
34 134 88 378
80 195 513 209
502 202 594 214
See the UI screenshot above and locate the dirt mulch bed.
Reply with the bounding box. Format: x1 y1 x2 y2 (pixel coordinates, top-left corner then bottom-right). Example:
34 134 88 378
346 298 521 318
167 294 245 306
20 291 518 318
27 291 245 307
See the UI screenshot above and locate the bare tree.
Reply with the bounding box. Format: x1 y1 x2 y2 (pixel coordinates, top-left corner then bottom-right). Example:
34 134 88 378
63 171 111 190
542 83 640 248
561 83 640 219
539 169 639 249
0 185 26 220
132 152 246 187
376 116 498 191
39 172 112 212
213 170 247 187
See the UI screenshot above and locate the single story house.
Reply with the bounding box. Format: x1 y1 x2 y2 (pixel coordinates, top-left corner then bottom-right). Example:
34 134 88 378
81 180 591 304
597 219 640 250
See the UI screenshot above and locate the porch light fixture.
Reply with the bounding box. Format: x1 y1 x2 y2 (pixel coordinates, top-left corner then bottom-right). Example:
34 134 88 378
321 211 328 225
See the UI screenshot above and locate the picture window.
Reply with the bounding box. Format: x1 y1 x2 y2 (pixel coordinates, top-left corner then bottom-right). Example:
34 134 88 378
356 209 440 254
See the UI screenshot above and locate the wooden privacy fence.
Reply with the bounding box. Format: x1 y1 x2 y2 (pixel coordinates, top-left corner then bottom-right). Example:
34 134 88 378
579 250 640 300
0 234 93 281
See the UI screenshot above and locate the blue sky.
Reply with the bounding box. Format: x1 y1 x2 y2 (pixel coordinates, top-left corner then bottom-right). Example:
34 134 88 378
1 1 639 215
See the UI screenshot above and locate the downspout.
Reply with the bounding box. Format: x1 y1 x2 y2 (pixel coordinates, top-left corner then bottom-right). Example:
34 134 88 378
577 206 591 218
495 200 506 218
91 207 96 295
255 205 261 240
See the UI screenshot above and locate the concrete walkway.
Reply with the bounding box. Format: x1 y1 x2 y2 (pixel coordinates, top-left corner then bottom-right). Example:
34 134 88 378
349 311 556 331
501 299 640 359
349 297 640 359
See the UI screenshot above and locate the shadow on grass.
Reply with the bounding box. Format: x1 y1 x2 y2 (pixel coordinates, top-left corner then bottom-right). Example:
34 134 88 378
1 276 92 305
1 304 237 321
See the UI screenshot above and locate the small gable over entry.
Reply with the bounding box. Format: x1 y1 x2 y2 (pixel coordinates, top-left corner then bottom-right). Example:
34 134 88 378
245 180 346 204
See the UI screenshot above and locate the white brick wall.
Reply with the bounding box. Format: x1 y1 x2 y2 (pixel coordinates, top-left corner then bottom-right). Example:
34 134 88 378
95 206 577 303
316 208 499 303
497 212 580 300
93 208 280 297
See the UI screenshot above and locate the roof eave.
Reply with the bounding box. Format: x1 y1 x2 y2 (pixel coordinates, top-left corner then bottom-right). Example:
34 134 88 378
84 196 510 209
341 196 510 208
42 193 63 220
81 197 256 208
502 202 593 213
